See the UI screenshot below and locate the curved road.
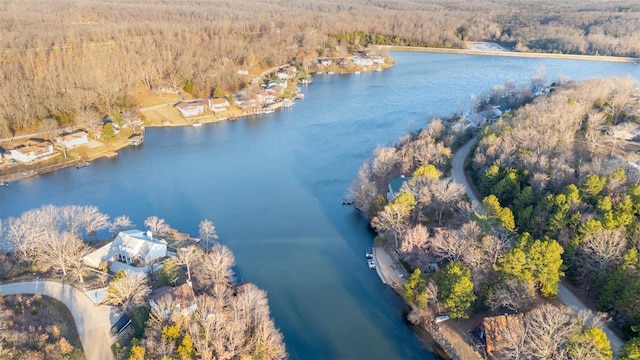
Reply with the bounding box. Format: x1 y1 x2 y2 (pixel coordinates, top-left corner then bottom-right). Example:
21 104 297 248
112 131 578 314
0 280 114 360
452 138 624 355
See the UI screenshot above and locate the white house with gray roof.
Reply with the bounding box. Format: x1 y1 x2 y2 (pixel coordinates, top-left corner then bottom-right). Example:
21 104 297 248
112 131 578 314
83 229 167 271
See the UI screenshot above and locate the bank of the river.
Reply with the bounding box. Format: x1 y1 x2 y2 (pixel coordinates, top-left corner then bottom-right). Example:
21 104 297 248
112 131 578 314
0 136 133 183
373 246 483 360
387 45 639 63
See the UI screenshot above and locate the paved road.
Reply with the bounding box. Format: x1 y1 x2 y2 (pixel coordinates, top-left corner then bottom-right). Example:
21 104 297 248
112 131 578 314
0 280 114 360
452 138 624 356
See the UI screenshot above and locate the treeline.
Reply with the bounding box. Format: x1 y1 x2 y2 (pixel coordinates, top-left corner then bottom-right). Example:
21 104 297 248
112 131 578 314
350 76 640 358
1 0 639 138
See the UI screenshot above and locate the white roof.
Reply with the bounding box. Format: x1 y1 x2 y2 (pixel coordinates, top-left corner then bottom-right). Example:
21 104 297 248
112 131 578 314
83 229 167 267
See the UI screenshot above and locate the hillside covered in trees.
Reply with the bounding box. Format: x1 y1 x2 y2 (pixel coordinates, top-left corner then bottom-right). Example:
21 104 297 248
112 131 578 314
1 0 639 137
350 76 640 358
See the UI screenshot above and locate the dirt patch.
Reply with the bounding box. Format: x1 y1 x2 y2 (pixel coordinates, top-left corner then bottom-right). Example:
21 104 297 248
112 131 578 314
1 294 84 359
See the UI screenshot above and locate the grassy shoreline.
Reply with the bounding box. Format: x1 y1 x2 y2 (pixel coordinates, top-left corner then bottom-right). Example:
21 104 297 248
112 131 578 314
387 45 639 63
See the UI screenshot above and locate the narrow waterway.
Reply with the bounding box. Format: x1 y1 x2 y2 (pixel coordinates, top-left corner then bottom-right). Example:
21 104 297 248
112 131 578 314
1 52 638 359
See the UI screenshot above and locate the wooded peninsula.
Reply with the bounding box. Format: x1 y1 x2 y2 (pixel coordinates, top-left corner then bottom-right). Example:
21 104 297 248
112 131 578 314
350 76 640 359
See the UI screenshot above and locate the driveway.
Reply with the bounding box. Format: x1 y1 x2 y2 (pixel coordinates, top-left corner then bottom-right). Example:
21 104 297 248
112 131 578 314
0 280 115 360
452 138 624 356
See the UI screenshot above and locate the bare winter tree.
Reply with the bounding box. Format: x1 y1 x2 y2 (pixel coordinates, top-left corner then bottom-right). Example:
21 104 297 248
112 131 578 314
144 216 171 236
199 219 219 252
176 245 203 284
372 146 398 179
485 279 534 313
110 215 133 236
523 303 579 359
577 228 627 279
347 162 378 213
4 215 39 260
371 202 412 249
57 205 84 236
78 205 110 239
34 230 88 282
193 243 236 294
422 178 467 225
107 272 151 314
399 224 429 268
429 228 472 262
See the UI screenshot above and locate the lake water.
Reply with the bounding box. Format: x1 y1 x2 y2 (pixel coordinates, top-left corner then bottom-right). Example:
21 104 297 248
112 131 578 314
1 52 638 359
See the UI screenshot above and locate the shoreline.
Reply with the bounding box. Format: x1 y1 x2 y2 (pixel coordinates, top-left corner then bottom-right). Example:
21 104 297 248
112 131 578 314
386 45 639 63
373 247 483 360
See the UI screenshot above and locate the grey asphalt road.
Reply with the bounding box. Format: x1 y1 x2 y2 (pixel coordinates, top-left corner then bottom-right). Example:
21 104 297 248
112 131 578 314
0 280 114 360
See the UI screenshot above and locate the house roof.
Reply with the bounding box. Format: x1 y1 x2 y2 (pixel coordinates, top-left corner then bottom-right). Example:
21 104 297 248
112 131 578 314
210 98 230 106
176 101 205 110
149 283 196 308
58 130 88 142
481 314 523 358
12 139 53 156
83 229 166 267
389 175 411 195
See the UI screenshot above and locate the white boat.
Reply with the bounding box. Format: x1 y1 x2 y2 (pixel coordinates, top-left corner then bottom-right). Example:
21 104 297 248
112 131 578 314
192 122 202 127
328 71 335 75
365 248 373 259
300 78 313 84
295 93 304 99
367 259 376 270
354 71 361 74
282 100 294 108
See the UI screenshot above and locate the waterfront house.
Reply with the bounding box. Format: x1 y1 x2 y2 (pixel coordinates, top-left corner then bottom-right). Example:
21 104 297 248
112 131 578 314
208 98 231 113
175 100 206 117
56 130 89 149
277 68 296 80
149 283 197 316
256 91 276 105
9 138 55 163
83 229 167 273
319 59 333 66
352 57 374 67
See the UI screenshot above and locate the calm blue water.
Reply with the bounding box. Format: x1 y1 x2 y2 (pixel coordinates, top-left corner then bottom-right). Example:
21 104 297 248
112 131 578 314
1 52 638 359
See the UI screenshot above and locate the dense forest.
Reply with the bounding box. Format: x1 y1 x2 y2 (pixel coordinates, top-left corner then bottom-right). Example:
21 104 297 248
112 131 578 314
1 0 639 137
350 76 640 358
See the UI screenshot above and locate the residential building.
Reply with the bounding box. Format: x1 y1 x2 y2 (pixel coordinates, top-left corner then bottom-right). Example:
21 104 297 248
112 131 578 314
83 229 167 271
175 101 206 117
208 98 231 113
57 130 89 149
149 283 197 316
9 138 55 163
